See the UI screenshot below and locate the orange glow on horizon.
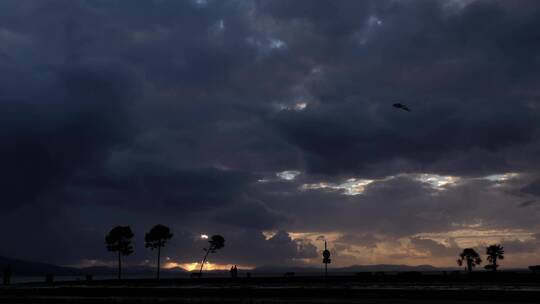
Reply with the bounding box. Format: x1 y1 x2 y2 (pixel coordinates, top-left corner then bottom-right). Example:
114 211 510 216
163 261 254 271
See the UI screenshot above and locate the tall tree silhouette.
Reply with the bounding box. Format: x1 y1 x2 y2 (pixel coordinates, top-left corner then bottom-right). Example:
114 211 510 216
105 226 134 280
485 244 504 272
198 235 225 277
145 224 173 280
457 248 482 274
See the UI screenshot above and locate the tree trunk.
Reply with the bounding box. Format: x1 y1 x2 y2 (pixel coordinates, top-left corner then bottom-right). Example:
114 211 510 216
198 249 211 277
492 257 497 272
118 251 122 280
157 246 161 280
467 259 472 274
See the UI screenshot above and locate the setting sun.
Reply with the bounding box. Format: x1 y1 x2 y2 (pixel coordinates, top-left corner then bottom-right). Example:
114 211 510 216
164 261 253 272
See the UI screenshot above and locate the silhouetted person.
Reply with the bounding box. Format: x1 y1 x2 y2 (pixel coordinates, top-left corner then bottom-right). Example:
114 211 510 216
106 226 134 280
393 103 411 112
45 273 54 283
457 248 482 274
229 265 238 278
145 224 173 280
3 266 12 285
198 235 225 277
485 244 504 272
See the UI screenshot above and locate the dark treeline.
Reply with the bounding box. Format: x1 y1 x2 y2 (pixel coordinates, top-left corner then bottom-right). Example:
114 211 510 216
105 225 225 280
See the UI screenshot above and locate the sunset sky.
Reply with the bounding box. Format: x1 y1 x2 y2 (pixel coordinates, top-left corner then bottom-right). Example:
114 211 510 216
2 0 540 270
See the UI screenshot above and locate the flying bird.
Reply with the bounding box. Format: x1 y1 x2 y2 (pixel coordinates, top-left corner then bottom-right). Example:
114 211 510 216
393 103 410 112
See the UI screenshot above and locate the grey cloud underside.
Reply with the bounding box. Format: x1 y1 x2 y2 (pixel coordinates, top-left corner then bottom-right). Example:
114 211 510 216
2 0 540 266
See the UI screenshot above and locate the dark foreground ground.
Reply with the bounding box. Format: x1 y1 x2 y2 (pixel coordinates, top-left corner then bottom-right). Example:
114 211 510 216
2 273 540 303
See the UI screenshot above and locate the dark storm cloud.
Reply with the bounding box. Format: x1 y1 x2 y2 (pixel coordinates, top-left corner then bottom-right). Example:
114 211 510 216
267 0 540 177
273 99 539 176
337 234 379 249
256 0 374 37
212 197 293 230
201 230 318 266
0 60 138 211
519 200 537 208
76 165 253 212
256 175 540 241
521 179 540 197
503 238 540 254
3 0 540 267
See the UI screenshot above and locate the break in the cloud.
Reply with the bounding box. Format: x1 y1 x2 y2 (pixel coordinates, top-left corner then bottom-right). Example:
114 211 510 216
1 0 540 269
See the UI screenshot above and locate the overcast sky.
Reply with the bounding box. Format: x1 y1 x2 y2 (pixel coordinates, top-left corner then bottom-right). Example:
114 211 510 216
2 0 540 270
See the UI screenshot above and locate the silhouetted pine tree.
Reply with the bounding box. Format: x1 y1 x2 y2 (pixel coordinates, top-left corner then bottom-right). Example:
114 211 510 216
145 224 173 280
106 226 134 280
198 235 225 277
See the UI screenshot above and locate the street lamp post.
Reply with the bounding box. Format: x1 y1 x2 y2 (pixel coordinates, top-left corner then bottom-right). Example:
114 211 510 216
322 240 331 277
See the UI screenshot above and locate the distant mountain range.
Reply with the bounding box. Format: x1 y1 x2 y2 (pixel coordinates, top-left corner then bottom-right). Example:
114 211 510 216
0 256 186 276
0 256 462 276
253 264 455 273
0 256 80 276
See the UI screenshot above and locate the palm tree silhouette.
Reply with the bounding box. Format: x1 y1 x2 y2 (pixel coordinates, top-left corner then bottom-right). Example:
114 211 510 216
105 226 134 280
145 224 173 280
457 248 482 274
485 244 504 272
198 235 225 277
